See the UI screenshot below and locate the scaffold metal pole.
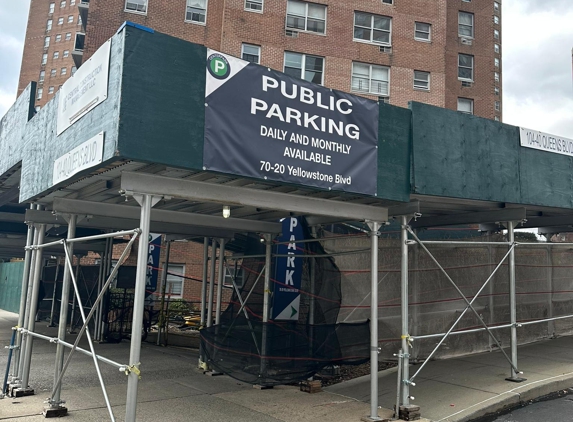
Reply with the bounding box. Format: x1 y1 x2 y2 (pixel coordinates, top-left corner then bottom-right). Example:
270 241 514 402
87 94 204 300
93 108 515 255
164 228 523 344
125 194 153 422
215 238 226 325
50 214 77 410
207 238 217 328
400 216 410 408
506 221 525 382
12 207 35 381
19 223 46 392
368 220 381 421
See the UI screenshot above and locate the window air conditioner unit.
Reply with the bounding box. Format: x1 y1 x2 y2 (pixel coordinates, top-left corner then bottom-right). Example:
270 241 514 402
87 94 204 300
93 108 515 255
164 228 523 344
285 29 299 38
460 37 473 46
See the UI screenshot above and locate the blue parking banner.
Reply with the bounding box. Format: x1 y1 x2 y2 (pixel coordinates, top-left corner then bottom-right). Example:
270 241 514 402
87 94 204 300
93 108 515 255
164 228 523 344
146 233 162 297
272 218 304 320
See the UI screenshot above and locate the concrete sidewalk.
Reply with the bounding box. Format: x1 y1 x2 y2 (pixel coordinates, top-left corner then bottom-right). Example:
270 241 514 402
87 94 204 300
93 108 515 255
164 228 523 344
1 309 571 422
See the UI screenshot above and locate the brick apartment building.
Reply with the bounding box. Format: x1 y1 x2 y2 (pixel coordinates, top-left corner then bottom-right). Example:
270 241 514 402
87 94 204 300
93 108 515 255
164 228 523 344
19 0 502 120
16 0 503 304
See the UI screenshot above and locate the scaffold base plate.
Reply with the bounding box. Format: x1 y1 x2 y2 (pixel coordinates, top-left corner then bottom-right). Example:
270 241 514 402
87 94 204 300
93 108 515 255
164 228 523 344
43 406 68 418
12 387 34 398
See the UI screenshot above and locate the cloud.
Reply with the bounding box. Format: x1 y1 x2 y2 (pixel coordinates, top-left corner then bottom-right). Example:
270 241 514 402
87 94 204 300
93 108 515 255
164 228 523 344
503 0 573 138
0 1 30 119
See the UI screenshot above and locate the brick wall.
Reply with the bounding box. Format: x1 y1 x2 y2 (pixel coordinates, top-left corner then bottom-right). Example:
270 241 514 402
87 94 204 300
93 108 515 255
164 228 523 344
445 0 502 120
80 236 235 313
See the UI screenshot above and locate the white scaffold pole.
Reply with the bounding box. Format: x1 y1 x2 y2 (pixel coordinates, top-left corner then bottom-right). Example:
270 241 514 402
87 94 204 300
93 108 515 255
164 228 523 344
19 223 46 392
215 238 226 325
49 214 77 411
506 221 525 382
401 216 410 407
125 194 153 422
12 209 35 381
367 221 381 421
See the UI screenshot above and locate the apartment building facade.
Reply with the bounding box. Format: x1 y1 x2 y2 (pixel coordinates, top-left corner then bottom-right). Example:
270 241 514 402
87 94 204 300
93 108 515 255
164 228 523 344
19 0 502 120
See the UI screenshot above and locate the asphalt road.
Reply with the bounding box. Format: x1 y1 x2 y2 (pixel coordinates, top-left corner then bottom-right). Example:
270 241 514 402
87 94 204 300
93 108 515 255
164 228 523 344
488 395 573 422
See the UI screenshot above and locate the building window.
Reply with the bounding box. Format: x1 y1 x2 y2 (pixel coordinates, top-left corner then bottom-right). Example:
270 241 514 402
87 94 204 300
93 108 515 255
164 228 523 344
494 29 500 39
413 70 430 90
458 12 474 38
351 62 389 96
58 17 64 25
37 88 43 100
494 15 500 25
495 101 500 111
458 53 473 81
224 264 245 288
494 116 500 121
48 86 54 94
65 32 71 40
71 0 76 5
494 71 500 82
50 68 56 77
47 19 53 31
61 67 67 75
49 3 55 13
494 87 499 96
245 0 263 12
44 37 51 48
494 57 499 68
284 52 324 85
39 71 45 83
382 0 393 4
286 0 326 34
164 264 185 298
494 2 500 12
494 43 500 54
462 0 471 2
242 43 261 64
78 14 82 24
354 12 391 45
63 50 69 58
60 1 66 8
414 22 431 41
53 51 59 59
457 98 473 115
42 54 48 65
56 34 62 42
186 0 207 24
72 66 77 75
68 15 74 23
125 0 148 14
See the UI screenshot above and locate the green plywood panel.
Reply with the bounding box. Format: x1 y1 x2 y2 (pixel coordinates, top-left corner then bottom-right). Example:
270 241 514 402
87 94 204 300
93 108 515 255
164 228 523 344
118 26 206 171
0 262 24 313
377 103 411 202
19 30 125 202
410 102 521 203
519 144 573 208
0 83 35 176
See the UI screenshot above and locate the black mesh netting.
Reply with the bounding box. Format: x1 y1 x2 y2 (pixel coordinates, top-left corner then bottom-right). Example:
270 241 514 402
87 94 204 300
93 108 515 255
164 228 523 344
201 318 369 385
201 218 370 386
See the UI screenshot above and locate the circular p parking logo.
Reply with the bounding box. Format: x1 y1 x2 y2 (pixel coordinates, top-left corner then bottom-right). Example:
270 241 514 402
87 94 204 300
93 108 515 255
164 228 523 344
207 54 231 80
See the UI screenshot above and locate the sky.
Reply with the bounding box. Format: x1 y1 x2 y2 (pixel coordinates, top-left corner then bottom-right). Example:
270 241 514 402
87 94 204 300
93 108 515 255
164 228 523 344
0 0 572 138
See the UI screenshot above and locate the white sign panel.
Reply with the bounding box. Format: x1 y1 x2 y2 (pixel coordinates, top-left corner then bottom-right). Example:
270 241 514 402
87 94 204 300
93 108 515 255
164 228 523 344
57 39 111 135
52 132 104 186
520 127 573 157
